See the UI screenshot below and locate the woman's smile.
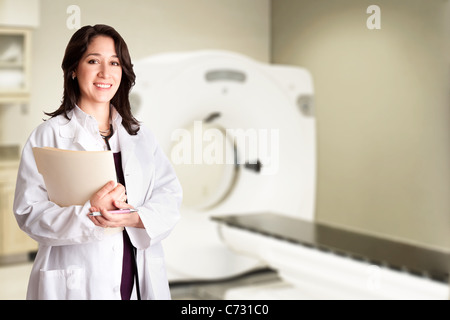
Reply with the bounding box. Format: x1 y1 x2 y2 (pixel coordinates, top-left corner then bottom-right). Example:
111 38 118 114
94 82 113 89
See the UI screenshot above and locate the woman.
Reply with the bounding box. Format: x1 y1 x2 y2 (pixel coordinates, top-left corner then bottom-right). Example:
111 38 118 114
13 24 182 300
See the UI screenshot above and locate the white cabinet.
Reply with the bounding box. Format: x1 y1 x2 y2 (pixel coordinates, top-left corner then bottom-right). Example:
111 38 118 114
0 27 31 104
0 161 37 256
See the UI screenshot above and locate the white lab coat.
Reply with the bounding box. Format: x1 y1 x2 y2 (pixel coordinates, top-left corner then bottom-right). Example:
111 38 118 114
13 107 182 300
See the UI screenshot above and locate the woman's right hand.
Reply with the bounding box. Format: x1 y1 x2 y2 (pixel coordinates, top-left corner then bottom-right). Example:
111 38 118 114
89 180 127 211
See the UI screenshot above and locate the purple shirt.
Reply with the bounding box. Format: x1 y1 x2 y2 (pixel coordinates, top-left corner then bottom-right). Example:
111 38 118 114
113 152 135 300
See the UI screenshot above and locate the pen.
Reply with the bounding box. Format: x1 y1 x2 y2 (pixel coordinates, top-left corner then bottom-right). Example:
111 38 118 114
89 208 138 216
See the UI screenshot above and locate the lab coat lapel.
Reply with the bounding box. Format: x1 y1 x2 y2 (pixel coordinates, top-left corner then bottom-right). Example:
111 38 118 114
117 125 138 170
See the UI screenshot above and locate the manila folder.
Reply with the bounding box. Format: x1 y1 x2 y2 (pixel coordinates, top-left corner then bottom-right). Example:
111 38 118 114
32 147 117 207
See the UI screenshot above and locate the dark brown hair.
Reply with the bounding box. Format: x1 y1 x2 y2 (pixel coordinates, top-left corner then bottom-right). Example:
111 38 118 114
45 24 140 135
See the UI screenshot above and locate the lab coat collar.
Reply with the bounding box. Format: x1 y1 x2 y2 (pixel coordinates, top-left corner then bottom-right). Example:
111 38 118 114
72 104 91 127
72 104 121 128
58 105 139 164
58 107 97 151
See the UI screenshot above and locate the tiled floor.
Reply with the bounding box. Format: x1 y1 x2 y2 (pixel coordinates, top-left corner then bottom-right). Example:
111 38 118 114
0 261 279 300
170 269 280 300
0 262 32 300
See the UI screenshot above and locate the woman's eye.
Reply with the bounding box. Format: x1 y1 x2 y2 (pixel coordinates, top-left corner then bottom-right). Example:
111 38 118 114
88 59 99 64
111 61 120 66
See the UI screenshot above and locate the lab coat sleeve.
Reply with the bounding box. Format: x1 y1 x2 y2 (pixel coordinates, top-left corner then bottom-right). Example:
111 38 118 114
13 127 105 246
126 130 182 250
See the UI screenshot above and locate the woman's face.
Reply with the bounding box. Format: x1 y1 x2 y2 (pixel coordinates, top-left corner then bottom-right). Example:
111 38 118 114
75 35 122 108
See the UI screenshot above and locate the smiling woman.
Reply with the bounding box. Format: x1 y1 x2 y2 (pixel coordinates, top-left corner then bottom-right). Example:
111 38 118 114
45 24 139 136
74 36 123 128
12 24 183 300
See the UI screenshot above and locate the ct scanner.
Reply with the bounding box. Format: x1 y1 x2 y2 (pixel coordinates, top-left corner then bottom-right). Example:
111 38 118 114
130 51 449 299
130 50 316 282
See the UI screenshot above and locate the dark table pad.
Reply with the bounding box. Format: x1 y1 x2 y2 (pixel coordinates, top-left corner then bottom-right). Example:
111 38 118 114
212 213 449 283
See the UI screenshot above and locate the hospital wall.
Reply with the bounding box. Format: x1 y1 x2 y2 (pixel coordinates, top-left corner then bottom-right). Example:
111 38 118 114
272 0 450 250
0 0 270 148
1 0 448 253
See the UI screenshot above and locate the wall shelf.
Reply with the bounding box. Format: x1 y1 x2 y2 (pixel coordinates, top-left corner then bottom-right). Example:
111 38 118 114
0 27 31 104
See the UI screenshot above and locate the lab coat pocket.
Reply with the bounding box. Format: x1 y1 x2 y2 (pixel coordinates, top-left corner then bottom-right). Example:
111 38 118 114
38 266 86 300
